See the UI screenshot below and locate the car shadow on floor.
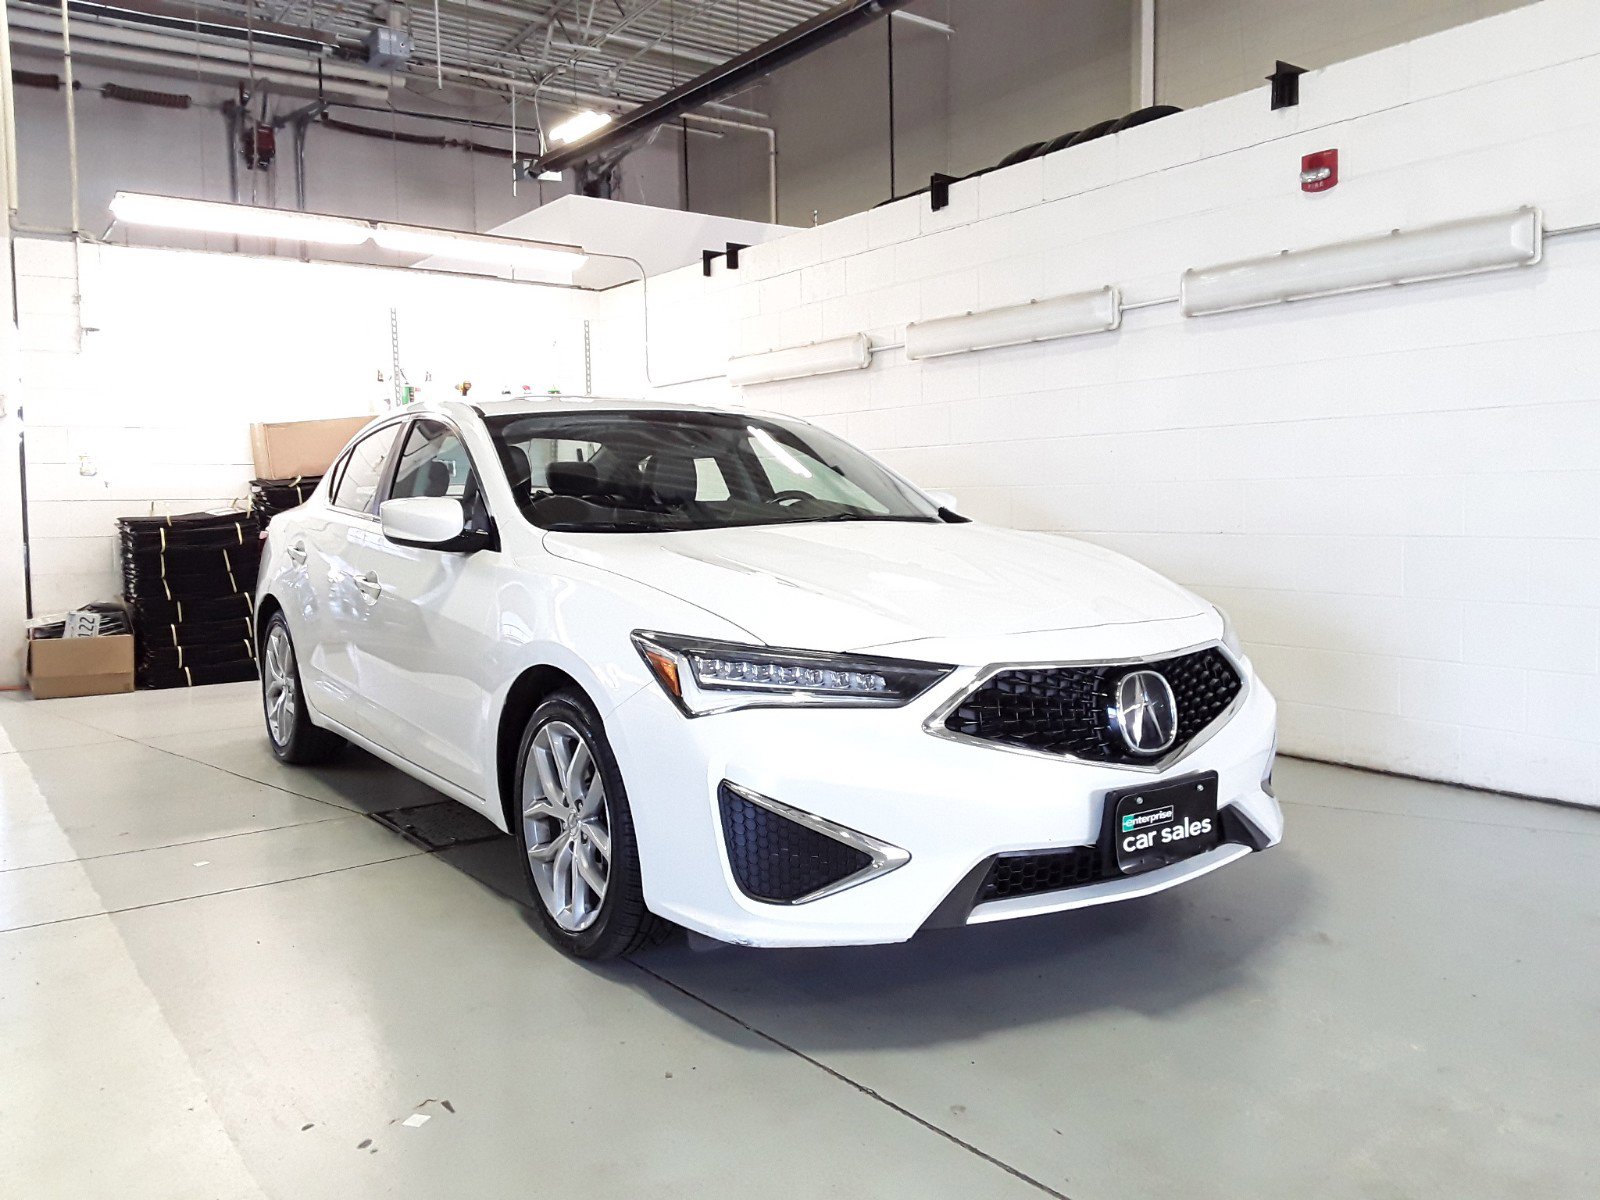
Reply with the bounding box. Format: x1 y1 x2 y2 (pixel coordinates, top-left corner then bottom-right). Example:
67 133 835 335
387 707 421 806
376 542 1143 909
429 829 1316 1052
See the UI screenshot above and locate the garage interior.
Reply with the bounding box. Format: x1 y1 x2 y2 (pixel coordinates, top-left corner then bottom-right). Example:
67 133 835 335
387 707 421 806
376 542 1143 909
1 1 1597 1198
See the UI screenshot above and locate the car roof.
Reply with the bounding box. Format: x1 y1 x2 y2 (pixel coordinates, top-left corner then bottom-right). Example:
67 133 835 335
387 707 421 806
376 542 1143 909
470 395 742 418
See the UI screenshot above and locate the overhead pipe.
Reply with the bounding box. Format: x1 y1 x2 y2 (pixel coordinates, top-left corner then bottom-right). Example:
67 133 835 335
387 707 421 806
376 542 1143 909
682 111 777 224
7 8 393 99
533 0 912 176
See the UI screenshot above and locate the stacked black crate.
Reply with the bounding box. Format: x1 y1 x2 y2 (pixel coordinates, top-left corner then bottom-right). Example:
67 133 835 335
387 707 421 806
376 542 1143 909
116 510 262 689
249 475 321 527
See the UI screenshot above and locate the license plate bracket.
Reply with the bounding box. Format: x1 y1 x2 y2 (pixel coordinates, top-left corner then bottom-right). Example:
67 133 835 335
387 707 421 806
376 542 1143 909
1103 772 1220 876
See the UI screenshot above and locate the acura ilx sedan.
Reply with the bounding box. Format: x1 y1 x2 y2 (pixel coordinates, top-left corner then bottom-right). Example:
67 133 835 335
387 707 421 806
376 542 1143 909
257 397 1281 958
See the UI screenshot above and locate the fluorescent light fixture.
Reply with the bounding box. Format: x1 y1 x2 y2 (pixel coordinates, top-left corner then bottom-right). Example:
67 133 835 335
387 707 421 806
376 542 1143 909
370 223 586 274
109 191 370 245
109 192 587 276
905 287 1121 360
538 170 564 182
550 110 613 145
727 334 874 387
1181 207 1542 317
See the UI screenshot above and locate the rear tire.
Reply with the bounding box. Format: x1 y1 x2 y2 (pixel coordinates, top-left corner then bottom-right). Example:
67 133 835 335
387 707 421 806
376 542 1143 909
261 612 345 765
512 689 669 959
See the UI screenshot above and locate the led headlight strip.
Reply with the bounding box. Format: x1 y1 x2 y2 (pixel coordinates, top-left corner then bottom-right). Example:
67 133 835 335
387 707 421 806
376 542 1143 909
633 631 953 717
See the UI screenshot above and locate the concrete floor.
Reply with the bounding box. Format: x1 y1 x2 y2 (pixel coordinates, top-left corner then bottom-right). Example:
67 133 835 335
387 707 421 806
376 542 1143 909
0 684 1595 1200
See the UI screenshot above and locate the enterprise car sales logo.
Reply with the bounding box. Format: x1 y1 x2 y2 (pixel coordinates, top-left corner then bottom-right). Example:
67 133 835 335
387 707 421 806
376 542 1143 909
1120 802 1213 852
1122 805 1175 833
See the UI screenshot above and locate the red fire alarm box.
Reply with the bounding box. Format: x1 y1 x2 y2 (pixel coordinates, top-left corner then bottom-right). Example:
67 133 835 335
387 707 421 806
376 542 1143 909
1301 149 1338 192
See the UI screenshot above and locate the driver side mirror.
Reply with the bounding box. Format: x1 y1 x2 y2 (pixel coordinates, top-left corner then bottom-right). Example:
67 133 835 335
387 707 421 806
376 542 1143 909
380 497 492 553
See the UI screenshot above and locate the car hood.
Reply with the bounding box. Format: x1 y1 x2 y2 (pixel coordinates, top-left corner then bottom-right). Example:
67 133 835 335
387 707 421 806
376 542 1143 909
542 521 1212 655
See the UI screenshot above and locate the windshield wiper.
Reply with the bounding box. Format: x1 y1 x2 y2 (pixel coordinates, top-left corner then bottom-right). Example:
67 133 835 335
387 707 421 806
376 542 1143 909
545 521 662 533
798 512 932 524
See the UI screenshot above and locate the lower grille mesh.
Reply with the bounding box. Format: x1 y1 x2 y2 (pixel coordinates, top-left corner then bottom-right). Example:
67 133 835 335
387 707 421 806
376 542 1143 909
981 848 1106 901
719 786 872 903
945 647 1242 764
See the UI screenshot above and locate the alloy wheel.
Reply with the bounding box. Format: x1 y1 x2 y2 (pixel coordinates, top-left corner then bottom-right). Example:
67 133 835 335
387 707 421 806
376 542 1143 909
522 719 613 933
263 624 296 747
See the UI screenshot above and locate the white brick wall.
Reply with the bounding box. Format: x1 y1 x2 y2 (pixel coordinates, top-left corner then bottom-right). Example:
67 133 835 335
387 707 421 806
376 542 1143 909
11 240 595 625
628 0 1600 805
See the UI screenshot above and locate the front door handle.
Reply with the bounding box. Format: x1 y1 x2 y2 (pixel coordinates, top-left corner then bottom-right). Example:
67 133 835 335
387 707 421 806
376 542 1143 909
352 571 382 602
287 541 307 566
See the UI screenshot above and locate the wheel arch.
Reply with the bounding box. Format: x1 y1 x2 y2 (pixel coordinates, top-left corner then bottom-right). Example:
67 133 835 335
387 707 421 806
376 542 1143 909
496 664 593 832
255 592 284 652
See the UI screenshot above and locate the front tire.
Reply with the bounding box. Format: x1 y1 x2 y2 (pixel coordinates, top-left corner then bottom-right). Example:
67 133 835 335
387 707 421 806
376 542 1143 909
261 612 345 765
513 690 668 959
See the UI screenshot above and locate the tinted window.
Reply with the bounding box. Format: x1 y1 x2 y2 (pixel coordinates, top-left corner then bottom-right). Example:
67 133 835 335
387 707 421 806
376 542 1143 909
330 426 399 514
391 419 478 501
485 409 940 533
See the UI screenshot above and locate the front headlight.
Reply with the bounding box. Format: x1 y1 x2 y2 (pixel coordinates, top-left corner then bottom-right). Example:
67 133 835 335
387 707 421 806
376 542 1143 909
1217 606 1246 660
632 630 953 717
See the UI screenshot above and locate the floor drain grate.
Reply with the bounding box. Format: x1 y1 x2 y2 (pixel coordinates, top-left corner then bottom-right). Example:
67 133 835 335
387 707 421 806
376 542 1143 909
370 801 505 851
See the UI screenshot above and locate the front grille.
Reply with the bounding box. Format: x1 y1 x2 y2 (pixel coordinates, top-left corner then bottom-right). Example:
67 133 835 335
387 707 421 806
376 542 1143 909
981 847 1105 901
718 786 872 903
944 647 1242 764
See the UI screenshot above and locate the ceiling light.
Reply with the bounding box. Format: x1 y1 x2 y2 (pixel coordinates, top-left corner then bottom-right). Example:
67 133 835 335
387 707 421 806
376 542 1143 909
727 335 874 387
109 191 370 244
550 110 613 146
370 223 586 274
905 287 1121 360
1180 207 1542 317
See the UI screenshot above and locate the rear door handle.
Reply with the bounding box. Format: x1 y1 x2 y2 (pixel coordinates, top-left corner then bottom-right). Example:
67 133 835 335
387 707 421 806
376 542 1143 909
287 541 307 565
352 571 382 602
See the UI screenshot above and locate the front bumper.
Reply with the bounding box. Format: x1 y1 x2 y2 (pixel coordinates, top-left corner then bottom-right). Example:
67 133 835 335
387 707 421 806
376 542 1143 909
606 658 1282 948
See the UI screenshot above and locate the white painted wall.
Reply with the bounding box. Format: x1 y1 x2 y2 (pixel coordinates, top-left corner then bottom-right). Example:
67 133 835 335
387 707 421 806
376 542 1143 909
619 0 1600 805
10 238 596 631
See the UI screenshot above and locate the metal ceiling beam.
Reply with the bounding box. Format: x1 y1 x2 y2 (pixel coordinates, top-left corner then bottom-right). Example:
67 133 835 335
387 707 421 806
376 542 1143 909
534 0 910 173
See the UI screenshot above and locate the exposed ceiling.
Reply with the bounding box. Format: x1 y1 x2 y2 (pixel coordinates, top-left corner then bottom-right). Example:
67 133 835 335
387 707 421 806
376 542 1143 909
47 0 853 113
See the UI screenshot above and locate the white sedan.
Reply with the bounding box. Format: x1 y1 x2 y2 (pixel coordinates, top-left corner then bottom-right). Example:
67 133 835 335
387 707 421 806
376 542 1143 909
257 397 1282 958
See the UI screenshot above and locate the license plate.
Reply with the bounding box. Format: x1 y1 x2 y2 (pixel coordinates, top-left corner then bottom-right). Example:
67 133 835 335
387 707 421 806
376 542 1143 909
1104 772 1220 876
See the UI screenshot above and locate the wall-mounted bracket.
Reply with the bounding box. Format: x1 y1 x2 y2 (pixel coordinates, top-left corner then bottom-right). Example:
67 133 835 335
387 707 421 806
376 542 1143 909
705 242 752 275
929 173 957 212
1268 61 1307 110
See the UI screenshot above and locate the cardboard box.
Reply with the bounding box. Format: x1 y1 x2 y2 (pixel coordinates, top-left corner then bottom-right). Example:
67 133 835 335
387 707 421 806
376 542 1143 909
250 416 372 479
28 634 136 700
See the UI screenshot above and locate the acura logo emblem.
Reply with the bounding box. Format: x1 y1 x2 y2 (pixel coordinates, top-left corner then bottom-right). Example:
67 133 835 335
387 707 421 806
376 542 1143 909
1112 670 1179 755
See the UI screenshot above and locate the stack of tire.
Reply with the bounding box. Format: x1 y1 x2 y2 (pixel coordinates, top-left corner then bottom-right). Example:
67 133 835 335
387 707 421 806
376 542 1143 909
117 510 262 690
249 475 321 527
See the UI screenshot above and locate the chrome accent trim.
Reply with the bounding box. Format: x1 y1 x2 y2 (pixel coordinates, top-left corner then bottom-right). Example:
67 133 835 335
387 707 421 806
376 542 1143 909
721 781 911 905
921 639 1251 775
965 844 1254 924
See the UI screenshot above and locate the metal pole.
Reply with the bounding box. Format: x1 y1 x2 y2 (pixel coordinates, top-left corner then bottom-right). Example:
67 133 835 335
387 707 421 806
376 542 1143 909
57 0 82 234
1138 0 1156 108
0 1 19 216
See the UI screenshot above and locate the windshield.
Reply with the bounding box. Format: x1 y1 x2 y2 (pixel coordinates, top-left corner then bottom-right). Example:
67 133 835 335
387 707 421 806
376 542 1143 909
485 409 942 533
